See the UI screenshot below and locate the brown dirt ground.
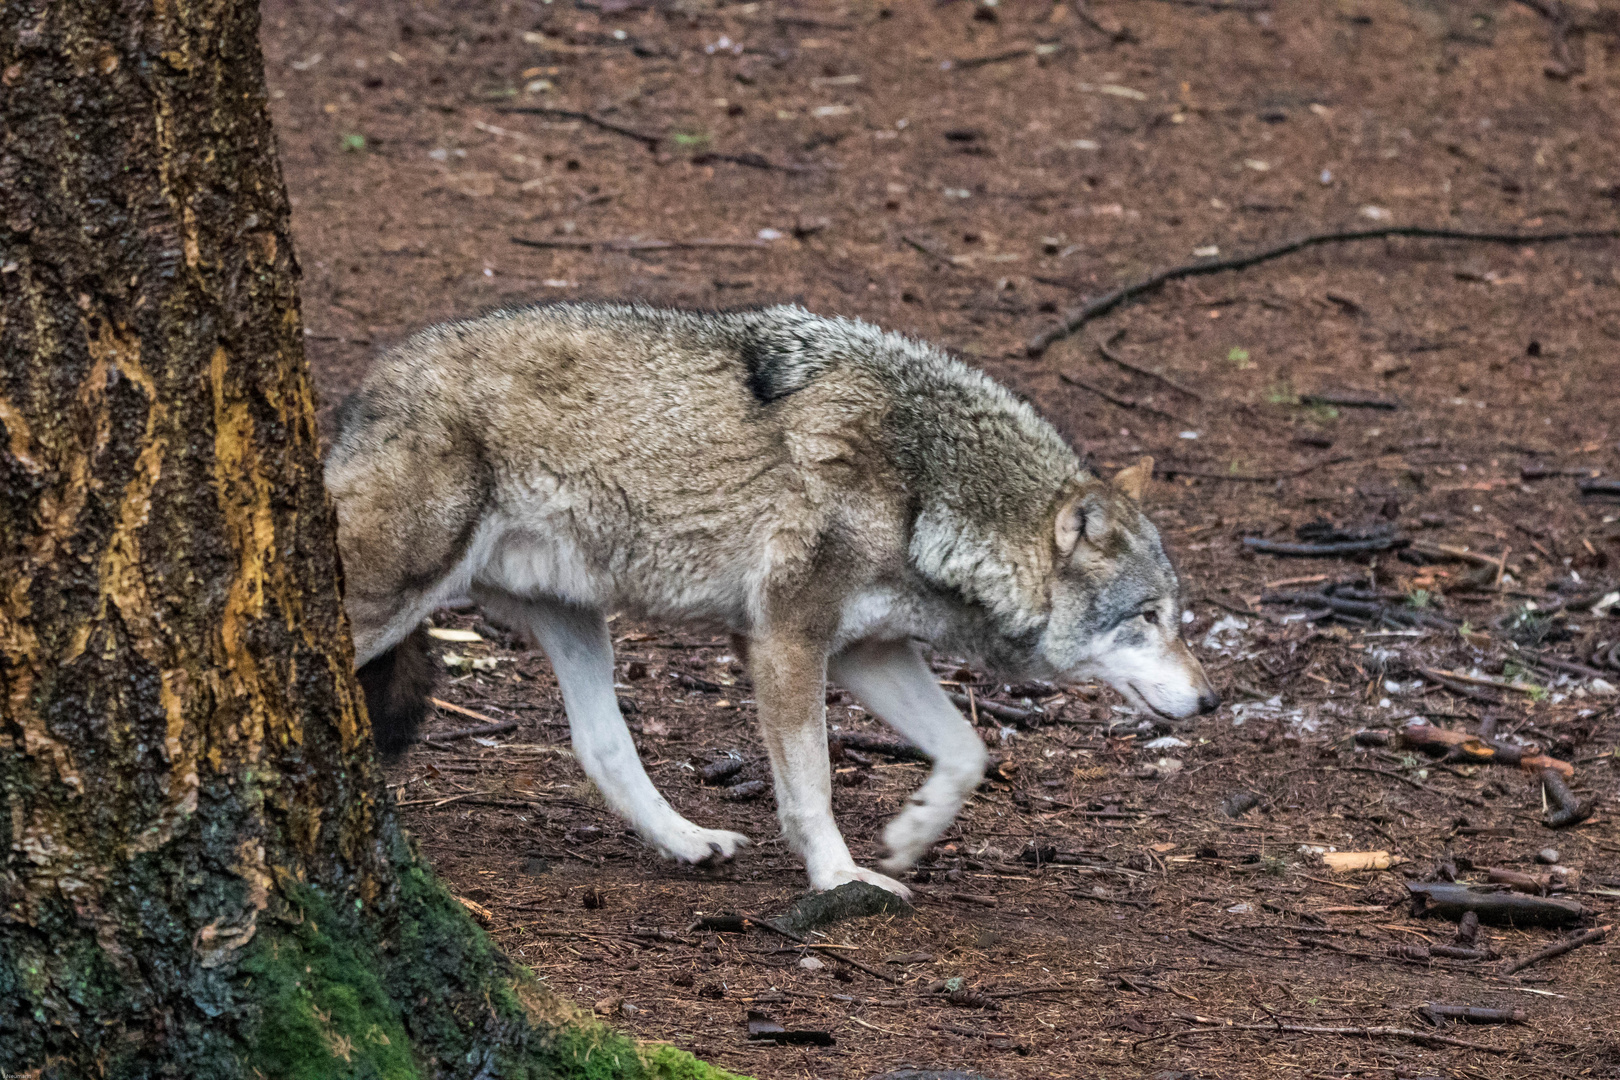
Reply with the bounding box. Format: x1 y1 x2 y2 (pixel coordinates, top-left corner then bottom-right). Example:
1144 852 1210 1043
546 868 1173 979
262 0 1620 1076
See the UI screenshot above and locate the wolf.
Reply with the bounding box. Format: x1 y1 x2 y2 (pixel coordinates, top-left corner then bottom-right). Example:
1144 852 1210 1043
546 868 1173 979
326 303 1217 896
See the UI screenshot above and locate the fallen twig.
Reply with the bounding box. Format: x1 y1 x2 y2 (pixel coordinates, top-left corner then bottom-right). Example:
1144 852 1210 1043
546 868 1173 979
498 106 661 148
1578 478 1620 498
422 699 520 743
1026 225 1620 355
1188 929 1282 955
1407 881 1587 927
1096 338 1204 400
901 233 963 267
1246 536 1407 557
690 151 809 173
1406 541 1518 574
831 732 931 762
1338 766 1448 797
1501 924 1609 975
511 235 768 253
1157 455 1355 483
1172 1013 1512 1054
1523 651 1612 682
944 691 1037 726
1058 372 1191 423
1399 724 1574 777
1419 1003 1527 1025
947 47 1033 69
1416 667 1504 704
1419 668 1546 698
734 912 899 984
1298 391 1399 411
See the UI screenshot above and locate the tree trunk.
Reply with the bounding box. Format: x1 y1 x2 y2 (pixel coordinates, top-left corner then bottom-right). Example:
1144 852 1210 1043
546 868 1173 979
0 4 739 1078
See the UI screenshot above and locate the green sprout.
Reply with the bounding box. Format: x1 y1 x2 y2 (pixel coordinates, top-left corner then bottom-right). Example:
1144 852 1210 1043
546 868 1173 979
341 132 366 152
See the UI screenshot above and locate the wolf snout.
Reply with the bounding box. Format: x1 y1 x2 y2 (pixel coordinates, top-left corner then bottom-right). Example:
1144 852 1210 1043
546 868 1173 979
1197 687 1221 714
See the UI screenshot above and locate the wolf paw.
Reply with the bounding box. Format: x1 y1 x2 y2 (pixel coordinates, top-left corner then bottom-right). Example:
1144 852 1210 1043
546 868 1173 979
877 806 949 874
651 824 751 866
808 864 913 900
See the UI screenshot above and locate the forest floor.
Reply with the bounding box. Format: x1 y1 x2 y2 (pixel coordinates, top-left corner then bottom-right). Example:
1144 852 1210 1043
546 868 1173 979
264 0 1620 1076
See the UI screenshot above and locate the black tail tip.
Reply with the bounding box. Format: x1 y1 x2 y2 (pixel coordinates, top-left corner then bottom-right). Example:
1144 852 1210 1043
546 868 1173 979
357 627 437 760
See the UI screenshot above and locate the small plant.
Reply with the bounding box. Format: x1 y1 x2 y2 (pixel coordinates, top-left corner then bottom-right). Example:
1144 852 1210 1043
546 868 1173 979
340 132 366 152
1260 854 1287 876
671 130 711 149
1264 382 1298 405
1406 588 1431 609
1226 346 1254 369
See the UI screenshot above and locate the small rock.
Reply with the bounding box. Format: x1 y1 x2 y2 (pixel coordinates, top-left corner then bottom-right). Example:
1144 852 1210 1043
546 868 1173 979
697 755 745 784
777 880 915 935
1537 848 1560 865
797 955 826 971
1221 790 1263 818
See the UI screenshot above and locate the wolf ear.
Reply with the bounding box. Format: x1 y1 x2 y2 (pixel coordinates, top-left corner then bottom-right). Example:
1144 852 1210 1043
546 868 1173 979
1112 456 1154 502
1054 490 1105 556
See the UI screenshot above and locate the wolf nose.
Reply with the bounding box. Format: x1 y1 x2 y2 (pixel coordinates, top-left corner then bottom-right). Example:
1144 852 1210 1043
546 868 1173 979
1197 689 1221 715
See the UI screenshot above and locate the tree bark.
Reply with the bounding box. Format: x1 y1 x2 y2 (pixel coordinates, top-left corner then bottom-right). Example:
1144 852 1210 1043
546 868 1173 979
0 4 739 1078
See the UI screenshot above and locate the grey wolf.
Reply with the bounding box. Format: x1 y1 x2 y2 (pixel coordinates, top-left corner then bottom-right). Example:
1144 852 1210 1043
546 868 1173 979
326 303 1217 896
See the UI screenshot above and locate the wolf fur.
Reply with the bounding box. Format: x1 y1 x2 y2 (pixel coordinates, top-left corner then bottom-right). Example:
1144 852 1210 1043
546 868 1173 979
327 302 1216 896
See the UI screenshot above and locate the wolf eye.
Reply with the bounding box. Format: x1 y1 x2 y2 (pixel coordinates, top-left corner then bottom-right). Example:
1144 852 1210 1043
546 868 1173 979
1141 609 1159 625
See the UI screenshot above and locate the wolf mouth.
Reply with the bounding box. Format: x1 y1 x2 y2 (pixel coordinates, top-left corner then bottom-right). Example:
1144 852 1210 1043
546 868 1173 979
1127 682 1181 722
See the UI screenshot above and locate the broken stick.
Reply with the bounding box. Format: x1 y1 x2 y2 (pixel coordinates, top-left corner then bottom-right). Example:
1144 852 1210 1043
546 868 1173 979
734 912 899 984
1026 225 1620 356
1501 924 1609 975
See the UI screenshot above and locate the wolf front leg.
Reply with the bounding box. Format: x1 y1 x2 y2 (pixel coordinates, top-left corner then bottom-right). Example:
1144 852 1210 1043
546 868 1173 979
475 589 750 864
829 638 988 873
749 630 912 897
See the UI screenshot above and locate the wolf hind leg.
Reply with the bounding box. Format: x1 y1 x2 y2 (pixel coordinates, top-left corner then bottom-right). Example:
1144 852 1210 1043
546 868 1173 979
828 638 987 874
476 589 749 865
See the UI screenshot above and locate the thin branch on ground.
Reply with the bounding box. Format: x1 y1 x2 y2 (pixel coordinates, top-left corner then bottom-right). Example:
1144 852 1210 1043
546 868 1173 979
511 236 768 253
1502 925 1609 975
735 912 900 984
1171 1014 1513 1054
1026 225 1620 355
1096 338 1205 401
1059 372 1192 423
498 106 661 149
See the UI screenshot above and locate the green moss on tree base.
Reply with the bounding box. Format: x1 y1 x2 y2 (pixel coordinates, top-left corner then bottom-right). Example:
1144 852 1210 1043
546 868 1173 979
241 887 419 1080
242 859 749 1080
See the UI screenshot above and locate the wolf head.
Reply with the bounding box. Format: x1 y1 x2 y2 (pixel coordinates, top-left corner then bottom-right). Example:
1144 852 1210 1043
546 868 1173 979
1037 458 1219 720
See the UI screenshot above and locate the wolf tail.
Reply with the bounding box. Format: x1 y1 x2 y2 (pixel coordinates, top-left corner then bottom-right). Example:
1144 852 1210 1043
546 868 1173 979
357 626 436 759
